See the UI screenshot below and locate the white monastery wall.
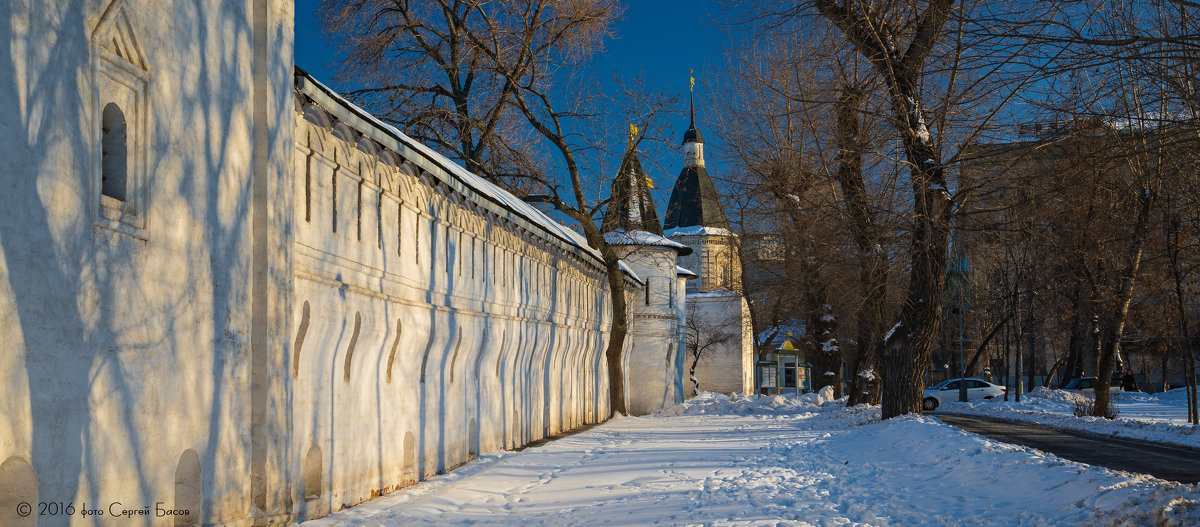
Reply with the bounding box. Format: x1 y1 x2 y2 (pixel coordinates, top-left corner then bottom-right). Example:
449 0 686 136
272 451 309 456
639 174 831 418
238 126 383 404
291 83 617 519
614 246 685 415
0 1 294 525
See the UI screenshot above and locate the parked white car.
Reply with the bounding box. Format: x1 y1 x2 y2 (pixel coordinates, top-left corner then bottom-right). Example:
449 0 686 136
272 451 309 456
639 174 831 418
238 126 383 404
922 378 1007 411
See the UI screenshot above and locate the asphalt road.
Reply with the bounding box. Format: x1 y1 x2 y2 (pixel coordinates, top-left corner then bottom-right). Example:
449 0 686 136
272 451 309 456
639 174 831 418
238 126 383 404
936 413 1200 483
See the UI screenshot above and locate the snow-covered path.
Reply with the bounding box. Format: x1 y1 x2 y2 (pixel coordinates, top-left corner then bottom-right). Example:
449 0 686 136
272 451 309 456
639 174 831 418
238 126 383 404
304 394 1200 526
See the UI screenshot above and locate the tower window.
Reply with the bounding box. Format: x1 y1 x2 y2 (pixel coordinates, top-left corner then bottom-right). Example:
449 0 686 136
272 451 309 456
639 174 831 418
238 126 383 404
92 1 149 238
101 102 128 201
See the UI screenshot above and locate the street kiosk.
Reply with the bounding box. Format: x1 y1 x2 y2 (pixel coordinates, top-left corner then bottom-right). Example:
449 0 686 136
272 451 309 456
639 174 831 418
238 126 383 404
757 337 812 395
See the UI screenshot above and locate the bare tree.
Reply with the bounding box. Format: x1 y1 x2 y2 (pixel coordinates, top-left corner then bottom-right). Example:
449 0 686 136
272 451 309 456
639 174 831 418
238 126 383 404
324 0 672 416
712 24 907 405
805 0 961 418
466 1 673 416
320 0 620 191
685 312 739 396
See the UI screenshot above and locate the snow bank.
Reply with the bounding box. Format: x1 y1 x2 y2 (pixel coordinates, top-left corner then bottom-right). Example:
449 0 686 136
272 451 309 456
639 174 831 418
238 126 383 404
658 391 844 417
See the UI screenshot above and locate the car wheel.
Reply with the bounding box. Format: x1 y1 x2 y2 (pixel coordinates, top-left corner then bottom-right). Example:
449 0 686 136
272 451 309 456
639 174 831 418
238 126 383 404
984 395 994 400
923 397 939 411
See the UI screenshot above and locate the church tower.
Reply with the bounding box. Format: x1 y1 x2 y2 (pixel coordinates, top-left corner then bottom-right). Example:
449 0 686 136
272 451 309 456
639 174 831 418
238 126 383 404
664 77 755 397
602 135 692 413
664 81 741 294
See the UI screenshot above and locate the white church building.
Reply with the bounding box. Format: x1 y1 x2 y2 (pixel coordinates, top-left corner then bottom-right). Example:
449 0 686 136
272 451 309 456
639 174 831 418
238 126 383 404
663 103 756 397
0 1 751 525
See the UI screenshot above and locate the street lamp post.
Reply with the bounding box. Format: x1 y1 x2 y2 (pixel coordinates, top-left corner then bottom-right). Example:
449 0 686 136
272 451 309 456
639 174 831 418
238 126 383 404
958 306 967 403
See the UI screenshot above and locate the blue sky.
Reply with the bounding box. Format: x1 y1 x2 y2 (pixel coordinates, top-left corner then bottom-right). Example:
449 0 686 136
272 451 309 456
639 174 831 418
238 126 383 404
293 0 736 215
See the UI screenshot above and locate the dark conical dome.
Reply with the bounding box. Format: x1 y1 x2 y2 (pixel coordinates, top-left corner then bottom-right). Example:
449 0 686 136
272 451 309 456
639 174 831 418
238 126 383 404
664 100 728 232
663 164 729 231
601 147 664 235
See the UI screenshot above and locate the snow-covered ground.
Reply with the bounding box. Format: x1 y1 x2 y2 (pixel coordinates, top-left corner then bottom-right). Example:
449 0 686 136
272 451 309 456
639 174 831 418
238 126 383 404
936 387 1200 449
302 391 1200 526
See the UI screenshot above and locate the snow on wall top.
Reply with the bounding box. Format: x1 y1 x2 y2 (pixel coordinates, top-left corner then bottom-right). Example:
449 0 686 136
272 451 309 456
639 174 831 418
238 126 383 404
665 225 735 238
676 266 698 278
686 288 742 299
295 69 637 278
604 229 692 255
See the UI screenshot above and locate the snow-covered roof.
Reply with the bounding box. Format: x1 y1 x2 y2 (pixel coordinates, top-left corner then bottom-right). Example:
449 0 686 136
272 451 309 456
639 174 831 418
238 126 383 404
757 320 806 348
665 225 735 238
687 288 742 299
676 266 698 278
295 69 639 281
603 229 692 255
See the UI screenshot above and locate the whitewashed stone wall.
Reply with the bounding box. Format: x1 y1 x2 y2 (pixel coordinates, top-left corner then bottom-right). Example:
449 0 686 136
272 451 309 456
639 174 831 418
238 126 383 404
687 293 755 396
0 1 294 525
291 87 617 519
673 234 742 293
669 233 754 397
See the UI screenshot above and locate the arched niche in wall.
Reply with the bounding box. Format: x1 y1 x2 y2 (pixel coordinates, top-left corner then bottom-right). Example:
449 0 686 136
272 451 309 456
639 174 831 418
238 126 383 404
447 331 464 384
173 449 201 526
100 102 128 201
385 318 403 383
0 456 36 527
395 161 419 200
329 123 357 161
408 185 429 217
299 126 326 224
355 137 380 183
300 104 336 166
303 445 322 501
468 419 479 459
402 432 417 484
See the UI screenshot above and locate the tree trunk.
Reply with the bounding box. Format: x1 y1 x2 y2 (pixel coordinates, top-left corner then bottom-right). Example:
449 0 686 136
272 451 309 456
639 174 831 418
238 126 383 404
1186 338 1199 423
834 86 884 405
1014 318 1022 403
1063 290 1086 386
1094 189 1153 418
1002 326 1010 401
689 353 701 397
881 176 950 417
964 315 1009 376
1161 346 1171 393
802 255 842 397
813 0 957 418
601 254 629 416
1026 326 1038 392
1044 352 1068 388
1167 211 1198 423
880 193 949 418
